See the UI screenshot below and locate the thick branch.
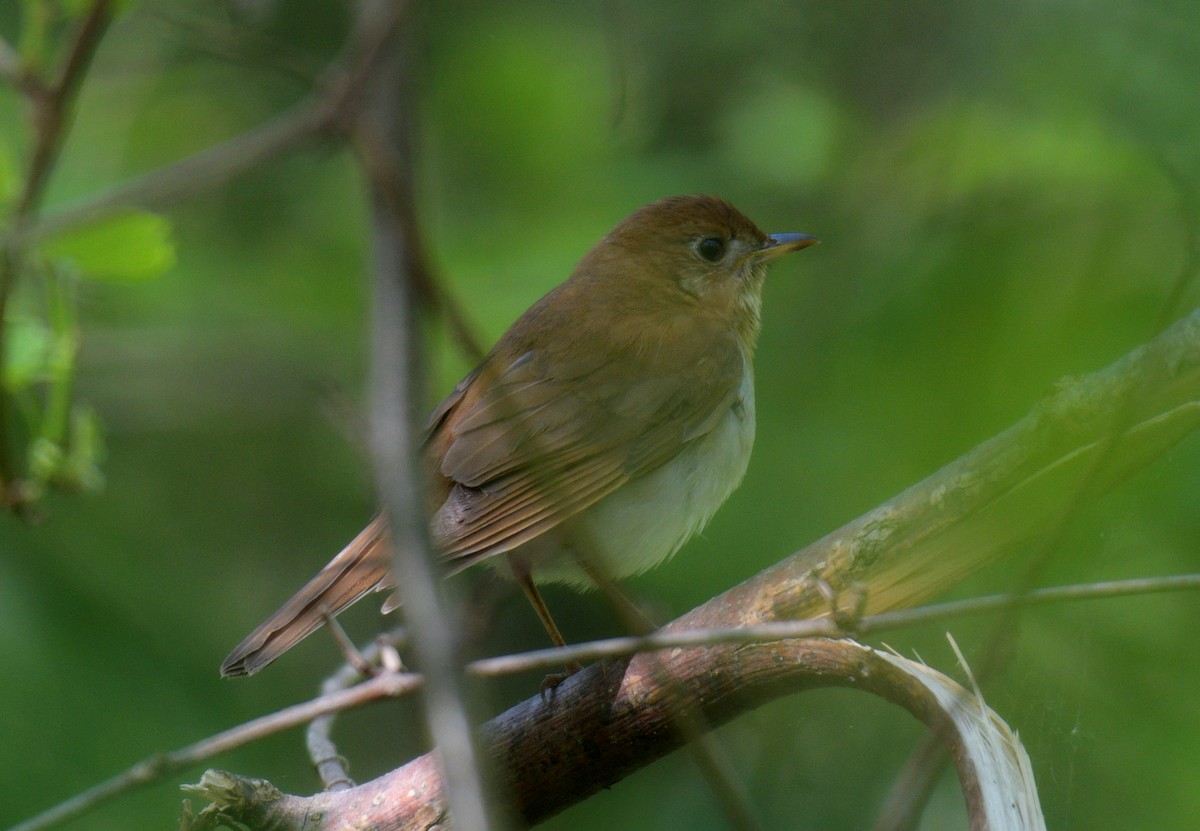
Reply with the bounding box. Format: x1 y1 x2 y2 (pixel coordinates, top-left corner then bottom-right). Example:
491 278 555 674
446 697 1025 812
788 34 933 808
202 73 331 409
190 639 1035 831
191 306 1199 829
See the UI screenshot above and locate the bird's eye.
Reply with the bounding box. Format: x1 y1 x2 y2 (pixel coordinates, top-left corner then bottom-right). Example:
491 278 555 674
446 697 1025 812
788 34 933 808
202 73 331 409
696 237 726 263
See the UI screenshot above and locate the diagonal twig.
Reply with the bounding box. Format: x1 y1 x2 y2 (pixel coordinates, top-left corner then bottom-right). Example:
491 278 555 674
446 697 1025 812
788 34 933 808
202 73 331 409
5 669 420 831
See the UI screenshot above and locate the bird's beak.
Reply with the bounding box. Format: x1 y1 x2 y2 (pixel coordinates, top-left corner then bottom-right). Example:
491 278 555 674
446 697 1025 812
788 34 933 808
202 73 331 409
752 232 818 262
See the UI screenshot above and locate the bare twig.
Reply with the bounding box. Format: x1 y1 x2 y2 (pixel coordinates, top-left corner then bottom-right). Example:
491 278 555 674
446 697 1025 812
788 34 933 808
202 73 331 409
15 0 408 248
6 669 420 831
16 0 114 218
23 100 334 245
470 572 1200 677
307 629 408 790
411 265 489 363
183 639 1040 831
353 1 497 829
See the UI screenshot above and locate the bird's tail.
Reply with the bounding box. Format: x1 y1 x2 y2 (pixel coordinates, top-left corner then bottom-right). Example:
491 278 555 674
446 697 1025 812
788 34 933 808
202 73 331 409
220 516 392 677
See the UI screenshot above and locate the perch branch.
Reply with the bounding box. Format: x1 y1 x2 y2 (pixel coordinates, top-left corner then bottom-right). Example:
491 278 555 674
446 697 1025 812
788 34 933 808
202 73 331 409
186 639 1042 831
186 306 1200 829
9 572 1197 831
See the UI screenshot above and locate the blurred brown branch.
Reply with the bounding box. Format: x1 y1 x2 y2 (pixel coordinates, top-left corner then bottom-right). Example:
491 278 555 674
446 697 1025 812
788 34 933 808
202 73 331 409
351 0 498 828
14 2 406 247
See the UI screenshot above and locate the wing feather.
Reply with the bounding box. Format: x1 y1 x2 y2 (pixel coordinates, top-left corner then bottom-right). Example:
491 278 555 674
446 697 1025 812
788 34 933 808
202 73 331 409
427 325 745 568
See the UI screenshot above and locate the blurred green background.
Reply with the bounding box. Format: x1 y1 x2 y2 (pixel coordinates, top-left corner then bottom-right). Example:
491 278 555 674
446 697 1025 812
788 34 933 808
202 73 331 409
1 1 1198 829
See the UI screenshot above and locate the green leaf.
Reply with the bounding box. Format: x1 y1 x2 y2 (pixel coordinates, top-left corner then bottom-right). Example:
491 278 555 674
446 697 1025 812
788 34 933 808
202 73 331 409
63 403 106 492
40 210 177 282
3 316 54 390
27 436 63 484
25 406 105 493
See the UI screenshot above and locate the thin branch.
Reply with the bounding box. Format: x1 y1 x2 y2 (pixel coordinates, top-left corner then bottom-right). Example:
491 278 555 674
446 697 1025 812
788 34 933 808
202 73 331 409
411 264 489 363
307 630 408 790
16 0 114 218
353 1 498 829
20 101 334 245
14 0 408 247
5 670 420 831
469 572 1200 678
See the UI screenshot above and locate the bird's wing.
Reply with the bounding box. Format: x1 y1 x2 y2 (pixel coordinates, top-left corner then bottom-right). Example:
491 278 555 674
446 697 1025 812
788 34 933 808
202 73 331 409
428 329 744 569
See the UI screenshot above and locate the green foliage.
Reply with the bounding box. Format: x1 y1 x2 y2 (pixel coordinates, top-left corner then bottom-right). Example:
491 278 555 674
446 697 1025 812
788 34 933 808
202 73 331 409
3 315 55 389
0 6 172 507
0 1 1198 830
715 80 844 189
38 210 177 282
0 139 15 205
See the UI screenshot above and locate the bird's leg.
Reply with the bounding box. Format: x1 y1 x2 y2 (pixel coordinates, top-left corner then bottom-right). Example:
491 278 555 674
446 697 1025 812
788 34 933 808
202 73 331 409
509 557 581 693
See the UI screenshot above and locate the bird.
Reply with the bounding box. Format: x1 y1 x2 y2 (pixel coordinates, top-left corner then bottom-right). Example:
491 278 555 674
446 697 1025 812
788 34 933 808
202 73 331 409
221 195 816 678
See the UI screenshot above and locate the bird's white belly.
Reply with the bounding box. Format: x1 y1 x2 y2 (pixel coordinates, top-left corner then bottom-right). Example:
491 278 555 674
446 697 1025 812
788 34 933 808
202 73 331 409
533 370 756 587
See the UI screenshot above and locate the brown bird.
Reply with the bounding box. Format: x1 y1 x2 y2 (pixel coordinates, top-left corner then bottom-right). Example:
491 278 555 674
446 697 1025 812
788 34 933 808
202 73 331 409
221 195 816 677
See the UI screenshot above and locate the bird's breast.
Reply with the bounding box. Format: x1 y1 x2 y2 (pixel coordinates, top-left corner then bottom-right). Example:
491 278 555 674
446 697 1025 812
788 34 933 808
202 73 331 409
534 363 756 587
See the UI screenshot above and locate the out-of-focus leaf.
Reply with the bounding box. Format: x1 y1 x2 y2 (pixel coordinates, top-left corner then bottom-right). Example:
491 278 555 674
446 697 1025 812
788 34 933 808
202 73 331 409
2 316 54 390
27 436 62 484
39 210 177 282
717 81 843 188
25 406 104 492
63 403 106 492
428 19 608 196
915 104 1146 196
849 102 1153 217
0 140 15 206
